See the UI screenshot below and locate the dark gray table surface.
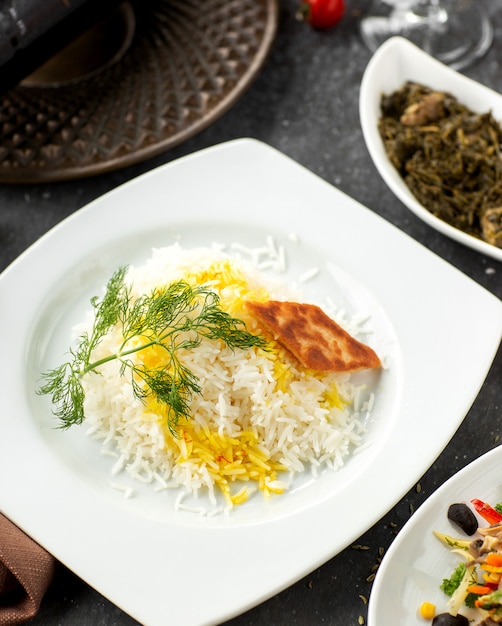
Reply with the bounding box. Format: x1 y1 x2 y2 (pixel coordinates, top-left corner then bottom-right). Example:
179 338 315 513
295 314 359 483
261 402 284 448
1 0 501 624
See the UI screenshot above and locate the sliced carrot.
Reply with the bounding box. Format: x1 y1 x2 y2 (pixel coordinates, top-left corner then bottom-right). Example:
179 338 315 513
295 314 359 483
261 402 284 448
486 553 502 567
467 584 492 595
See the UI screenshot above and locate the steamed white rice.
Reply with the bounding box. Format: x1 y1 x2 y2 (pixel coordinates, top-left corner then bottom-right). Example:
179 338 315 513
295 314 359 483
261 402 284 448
80 242 378 513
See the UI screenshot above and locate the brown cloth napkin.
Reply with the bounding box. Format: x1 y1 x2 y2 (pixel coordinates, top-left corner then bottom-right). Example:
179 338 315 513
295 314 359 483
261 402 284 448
0 513 56 625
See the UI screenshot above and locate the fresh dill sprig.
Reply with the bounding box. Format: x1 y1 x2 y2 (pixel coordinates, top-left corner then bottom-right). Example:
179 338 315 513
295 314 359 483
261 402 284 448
38 267 268 434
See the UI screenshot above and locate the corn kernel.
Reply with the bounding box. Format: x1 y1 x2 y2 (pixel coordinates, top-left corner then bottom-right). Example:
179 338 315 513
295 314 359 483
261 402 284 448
419 602 436 620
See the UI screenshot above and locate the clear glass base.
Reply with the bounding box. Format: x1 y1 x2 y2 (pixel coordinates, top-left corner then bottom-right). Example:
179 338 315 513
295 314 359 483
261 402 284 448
360 0 493 70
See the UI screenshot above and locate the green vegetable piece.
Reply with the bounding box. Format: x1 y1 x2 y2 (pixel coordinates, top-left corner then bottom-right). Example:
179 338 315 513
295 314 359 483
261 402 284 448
440 563 466 597
439 562 478 609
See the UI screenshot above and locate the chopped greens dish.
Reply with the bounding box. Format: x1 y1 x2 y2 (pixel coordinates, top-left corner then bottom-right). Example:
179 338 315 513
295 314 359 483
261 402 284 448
379 81 502 249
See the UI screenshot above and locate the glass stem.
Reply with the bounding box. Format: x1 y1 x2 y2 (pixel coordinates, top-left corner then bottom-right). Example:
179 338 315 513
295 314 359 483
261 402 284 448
406 0 448 30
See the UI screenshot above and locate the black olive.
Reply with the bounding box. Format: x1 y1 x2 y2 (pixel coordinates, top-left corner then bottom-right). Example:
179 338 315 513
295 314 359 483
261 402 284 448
447 502 478 535
432 612 469 626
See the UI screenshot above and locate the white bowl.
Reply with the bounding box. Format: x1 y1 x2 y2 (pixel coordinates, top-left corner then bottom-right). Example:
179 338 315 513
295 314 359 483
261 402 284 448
359 36 502 263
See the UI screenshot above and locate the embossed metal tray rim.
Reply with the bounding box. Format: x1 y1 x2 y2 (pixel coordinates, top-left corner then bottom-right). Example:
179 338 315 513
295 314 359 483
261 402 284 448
0 0 278 183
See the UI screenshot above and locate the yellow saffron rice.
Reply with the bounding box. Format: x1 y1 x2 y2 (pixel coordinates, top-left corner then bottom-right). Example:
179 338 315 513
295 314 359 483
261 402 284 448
82 244 373 514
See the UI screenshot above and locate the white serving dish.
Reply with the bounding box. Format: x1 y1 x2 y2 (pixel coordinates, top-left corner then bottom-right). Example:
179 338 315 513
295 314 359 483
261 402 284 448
368 445 502 624
360 36 502 263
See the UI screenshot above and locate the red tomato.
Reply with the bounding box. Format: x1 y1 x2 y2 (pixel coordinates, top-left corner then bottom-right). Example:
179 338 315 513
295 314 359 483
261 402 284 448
298 0 345 29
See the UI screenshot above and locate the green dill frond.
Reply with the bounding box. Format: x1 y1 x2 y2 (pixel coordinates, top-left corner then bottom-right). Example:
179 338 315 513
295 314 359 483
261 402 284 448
91 267 128 331
37 362 85 429
38 272 269 433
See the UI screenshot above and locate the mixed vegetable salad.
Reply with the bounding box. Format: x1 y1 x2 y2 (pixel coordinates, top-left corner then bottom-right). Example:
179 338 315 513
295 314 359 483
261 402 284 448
421 498 502 625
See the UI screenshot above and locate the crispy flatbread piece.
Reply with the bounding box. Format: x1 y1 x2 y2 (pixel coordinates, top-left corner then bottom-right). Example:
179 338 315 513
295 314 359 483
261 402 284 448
246 300 381 372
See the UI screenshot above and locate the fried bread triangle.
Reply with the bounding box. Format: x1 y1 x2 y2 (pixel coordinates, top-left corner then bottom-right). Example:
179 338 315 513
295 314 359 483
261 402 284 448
246 300 381 372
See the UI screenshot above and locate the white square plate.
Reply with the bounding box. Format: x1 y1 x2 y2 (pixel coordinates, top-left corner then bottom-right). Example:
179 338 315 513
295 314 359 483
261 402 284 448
0 139 500 625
